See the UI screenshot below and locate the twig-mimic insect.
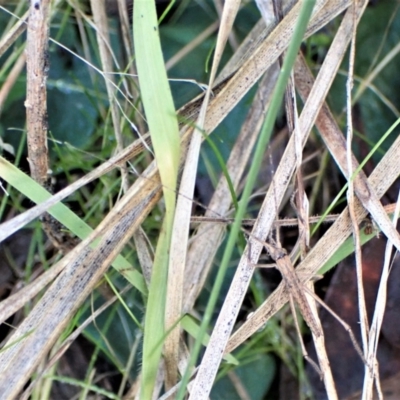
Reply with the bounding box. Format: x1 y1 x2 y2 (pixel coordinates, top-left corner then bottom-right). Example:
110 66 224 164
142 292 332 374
255 238 323 338
245 230 368 376
243 232 324 373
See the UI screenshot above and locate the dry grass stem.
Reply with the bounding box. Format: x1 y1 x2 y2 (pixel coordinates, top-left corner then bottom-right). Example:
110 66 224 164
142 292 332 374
25 0 51 186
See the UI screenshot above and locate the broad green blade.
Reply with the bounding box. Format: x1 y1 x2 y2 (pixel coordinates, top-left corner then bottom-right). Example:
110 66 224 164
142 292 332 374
133 0 181 398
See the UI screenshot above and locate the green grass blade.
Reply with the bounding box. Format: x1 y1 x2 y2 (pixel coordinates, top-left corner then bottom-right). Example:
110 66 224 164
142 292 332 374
0 157 147 294
133 0 181 398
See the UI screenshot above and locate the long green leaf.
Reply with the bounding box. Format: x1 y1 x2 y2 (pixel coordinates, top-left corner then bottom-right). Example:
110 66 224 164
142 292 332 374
133 0 181 398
